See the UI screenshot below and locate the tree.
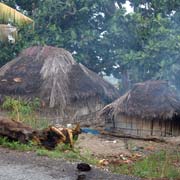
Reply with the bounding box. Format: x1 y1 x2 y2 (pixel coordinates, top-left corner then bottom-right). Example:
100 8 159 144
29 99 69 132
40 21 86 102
30 0 120 72
1 0 180 92
102 0 180 92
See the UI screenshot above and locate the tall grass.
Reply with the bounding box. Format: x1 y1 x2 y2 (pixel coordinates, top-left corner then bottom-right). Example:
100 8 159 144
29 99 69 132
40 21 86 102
1 96 49 129
111 150 180 179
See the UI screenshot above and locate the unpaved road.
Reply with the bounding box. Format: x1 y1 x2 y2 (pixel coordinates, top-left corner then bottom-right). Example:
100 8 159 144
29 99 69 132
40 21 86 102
0 147 140 180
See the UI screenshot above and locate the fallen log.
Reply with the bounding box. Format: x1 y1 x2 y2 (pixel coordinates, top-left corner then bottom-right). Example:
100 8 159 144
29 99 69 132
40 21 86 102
0 117 81 149
0 118 35 143
100 130 166 143
36 124 81 149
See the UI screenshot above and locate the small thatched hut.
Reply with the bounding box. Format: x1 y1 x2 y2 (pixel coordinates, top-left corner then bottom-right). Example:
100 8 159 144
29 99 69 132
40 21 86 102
100 80 180 137
0 46 119 125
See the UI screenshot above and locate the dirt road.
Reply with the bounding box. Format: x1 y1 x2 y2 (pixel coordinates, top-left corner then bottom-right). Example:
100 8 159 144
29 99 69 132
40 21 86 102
0 147 140 180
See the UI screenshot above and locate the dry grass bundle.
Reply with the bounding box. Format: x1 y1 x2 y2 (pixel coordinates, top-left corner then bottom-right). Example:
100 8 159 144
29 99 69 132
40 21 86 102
0 2 33 26
0 2 33 42
0 24 17 43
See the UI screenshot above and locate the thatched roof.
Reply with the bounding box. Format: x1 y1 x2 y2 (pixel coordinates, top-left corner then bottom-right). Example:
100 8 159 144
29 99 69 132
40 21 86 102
0 2 34 26
101 80 180 121
0 46 119 110
0 2 33 43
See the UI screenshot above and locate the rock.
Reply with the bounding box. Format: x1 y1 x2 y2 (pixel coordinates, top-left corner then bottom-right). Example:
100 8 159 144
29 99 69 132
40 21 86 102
77 163 91 171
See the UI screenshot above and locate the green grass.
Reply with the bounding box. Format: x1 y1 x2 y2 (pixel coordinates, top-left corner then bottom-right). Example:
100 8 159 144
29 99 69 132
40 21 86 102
1 99 179 180
111 150 180 179
1 136 180 179
0 96 98 166
36 144 98 165
0 136 98 165
1 96 49 129
0 137 35 151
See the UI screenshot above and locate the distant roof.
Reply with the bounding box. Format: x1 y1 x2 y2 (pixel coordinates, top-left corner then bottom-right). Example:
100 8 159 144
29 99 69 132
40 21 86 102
0 2 33 26
101 80 180 120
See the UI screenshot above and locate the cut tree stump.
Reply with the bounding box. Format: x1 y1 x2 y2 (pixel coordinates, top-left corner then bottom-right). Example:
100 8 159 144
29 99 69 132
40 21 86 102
0 117 81 149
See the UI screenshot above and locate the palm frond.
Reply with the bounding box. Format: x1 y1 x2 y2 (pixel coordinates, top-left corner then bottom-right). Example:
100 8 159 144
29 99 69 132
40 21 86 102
0 2 33 26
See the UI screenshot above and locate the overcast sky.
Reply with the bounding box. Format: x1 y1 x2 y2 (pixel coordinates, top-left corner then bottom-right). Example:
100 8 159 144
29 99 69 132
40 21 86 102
122 1 134 14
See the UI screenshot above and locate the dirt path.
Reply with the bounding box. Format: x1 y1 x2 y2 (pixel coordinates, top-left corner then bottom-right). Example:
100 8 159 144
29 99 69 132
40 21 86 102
0 147 140 180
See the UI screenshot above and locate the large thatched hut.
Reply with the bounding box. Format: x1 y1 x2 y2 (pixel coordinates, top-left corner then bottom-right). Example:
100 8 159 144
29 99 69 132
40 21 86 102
0 46 120 125
100 80 180 137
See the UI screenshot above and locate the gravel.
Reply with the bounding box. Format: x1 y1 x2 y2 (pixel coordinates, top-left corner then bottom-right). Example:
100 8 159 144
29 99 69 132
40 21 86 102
0 147 140 180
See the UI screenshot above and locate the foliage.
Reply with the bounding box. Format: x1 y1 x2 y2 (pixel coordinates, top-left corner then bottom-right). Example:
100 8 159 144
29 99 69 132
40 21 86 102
0 136 98 165
36 145 98 165
0 137 34 151
1 0 180 92
1 96 45 128
111 150 180 179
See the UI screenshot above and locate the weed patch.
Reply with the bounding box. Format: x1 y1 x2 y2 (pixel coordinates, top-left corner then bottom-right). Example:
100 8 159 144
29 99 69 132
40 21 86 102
0 137 34 151
1 96 49 129
0 136 98 166
111 150 180 179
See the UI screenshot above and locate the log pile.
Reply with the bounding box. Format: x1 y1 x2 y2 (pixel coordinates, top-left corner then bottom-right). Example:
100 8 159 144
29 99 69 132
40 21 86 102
0 117 81 149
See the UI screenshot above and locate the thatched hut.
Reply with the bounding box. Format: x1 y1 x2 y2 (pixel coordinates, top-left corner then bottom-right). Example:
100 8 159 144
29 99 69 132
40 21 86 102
0 46 119 125
100 80 180 137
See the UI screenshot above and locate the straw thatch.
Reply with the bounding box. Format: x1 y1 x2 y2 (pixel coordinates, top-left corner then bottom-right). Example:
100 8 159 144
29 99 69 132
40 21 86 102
0 46 120 124
100 80 180 136
0 2 33 26
0 2 33 42
101 80 180 121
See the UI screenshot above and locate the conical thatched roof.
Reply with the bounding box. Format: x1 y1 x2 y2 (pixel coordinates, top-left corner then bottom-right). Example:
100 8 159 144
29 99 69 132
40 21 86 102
0 46 119 120
101 80 180 121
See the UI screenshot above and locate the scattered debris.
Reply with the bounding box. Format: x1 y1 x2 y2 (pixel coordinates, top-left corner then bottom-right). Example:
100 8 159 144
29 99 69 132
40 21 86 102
99 159 109 166
13 77 22 83
145 146 155 151
81 128 99 135
66 124 72 128
131 146 144 151
1 79 7 82
105 140 117 144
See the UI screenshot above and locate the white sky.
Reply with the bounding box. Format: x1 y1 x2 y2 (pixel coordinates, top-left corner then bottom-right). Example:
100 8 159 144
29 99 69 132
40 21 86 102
122 1 134 14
